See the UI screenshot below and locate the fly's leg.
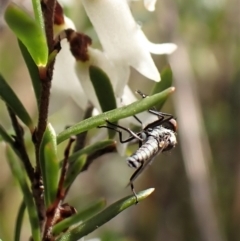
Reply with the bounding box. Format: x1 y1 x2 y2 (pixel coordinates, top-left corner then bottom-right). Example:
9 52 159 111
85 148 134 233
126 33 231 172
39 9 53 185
130 182 138 204
148 109 173 119
132 114 144 147
148 110 177 131
133 115 142 125
136 90 148 99
136 90 176 129
129 160 144 204
98 120 143 143
136 90 174 119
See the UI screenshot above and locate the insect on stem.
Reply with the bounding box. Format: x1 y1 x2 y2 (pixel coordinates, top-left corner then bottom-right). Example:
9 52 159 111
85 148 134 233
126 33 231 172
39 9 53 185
99 91 177 203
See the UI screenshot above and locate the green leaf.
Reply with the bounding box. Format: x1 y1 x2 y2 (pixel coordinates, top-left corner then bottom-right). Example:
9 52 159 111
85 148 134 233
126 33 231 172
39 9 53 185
0 74 34 131
151 67 173 110
89 65 117 113
64 154 87 189
89 65 117 138
53 198 106 236
4 3 48 67
56 188 154 241
18 40 41 107
68 140 116 163
6 146 41 241
64 140 116 189
57 88 175 144
39 124 59 207
31 0 45 30
14 200 26 241
0 124 29 162
0 124 15 146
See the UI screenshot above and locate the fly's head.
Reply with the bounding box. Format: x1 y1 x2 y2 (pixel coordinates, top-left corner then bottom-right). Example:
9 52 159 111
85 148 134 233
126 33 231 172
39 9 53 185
162 118 177 133
161 118 177 151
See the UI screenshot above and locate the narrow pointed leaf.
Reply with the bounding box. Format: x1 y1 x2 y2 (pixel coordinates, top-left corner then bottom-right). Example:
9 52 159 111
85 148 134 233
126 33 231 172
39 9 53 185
0 124 15 146
69 140 116 163
151 67 173 110
56 188 154 241
39 124 59 207
0 74 34 131
4 3 48 66
18 40 41 106
31 0 45 29
6 145 41 241
64 140 116 188
89 65 117 113
53 198 106 236
90 65 117 138
14 200 26 241
57 88 175 144
0 124 29 161
64 154 87 189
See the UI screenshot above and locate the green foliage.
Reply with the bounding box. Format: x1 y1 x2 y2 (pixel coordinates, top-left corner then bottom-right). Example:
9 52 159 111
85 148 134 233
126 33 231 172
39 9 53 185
151 66 173 110
64 154 87 189
18 40 42 106
53 199 106 235
31 0 45 30
1 1 178 241
90 65 117 138
4 3 48 67
90 65 117 113
6 146 41 241
56 189 154 241
68 140 116 163
39 124 59 208
57 87 174 144
0 73 34 131
14 201 26 241
0 124 15 146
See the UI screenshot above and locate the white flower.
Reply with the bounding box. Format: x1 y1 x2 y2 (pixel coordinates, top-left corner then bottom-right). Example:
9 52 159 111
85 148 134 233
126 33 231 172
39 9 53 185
143 0 157 11
50 1 176 149
50 11 88 114
81 0 177 96
74 45 119 112
78 238 100 241
128 0 158 12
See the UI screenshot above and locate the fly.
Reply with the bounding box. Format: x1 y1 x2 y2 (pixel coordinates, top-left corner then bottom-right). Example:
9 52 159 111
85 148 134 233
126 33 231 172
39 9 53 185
98 90 177 203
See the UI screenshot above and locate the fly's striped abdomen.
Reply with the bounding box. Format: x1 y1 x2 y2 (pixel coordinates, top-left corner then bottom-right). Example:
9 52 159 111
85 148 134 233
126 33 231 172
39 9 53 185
127 137 159 168
127 126 176 169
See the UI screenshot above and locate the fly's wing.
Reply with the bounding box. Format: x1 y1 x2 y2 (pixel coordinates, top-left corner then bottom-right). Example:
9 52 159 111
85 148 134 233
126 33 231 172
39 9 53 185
127 143 166 185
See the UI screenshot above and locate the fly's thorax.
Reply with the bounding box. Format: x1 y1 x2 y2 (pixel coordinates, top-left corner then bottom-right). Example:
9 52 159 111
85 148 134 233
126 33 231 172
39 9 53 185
161 129 177 151
139 131 148 141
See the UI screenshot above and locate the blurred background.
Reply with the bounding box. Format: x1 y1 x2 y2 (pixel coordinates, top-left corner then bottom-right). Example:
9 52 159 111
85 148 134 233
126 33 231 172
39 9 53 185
0 0 239 240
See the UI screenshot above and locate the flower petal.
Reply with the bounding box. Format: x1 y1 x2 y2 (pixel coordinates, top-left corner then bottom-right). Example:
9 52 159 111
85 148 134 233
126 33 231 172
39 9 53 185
138 29 177 54
50 11 88 114
50 39 88 113
82 0 160 82
144 0 157 11
75 60 101 112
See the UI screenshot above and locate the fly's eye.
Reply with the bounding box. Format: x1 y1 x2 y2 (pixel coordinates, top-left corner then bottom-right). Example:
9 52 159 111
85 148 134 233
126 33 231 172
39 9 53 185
163 118 178 132
169 118 178 132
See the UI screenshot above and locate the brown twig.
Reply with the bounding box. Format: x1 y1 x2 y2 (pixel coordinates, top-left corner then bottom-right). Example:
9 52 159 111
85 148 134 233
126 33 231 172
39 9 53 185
31 0 57 232
7 106 34 181
41 0 56 52
43 137 75 240
58 136 76 200
34 0 57 170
